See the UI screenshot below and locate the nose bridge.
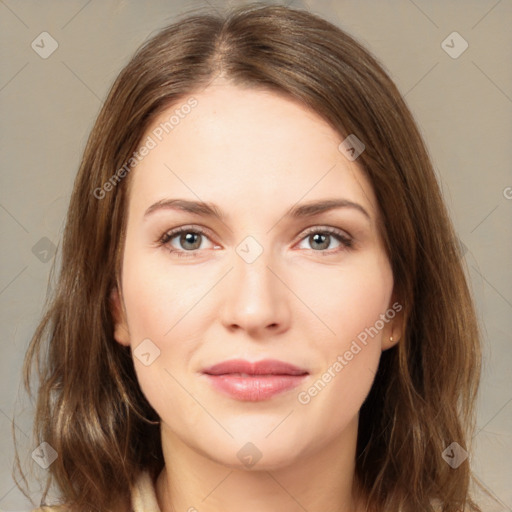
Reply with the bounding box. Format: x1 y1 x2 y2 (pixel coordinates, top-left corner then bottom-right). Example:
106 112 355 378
220 235 289 333
235 241 273 296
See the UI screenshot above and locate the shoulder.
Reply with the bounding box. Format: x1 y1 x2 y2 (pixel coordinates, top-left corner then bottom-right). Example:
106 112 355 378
131 470 161 511
31 505 130 512
30 471 157 512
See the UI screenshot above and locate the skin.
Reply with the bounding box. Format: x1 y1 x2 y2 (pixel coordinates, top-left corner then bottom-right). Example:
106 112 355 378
111 79 403 512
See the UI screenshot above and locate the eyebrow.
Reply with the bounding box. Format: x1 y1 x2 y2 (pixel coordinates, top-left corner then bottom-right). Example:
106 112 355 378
143 198 371 221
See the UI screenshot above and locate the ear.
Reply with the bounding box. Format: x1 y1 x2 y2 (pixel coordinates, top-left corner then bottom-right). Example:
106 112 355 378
109 286 131 346
381 294 404 352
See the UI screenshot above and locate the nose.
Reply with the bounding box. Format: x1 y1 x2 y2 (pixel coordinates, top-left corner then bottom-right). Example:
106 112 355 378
219 244 291 337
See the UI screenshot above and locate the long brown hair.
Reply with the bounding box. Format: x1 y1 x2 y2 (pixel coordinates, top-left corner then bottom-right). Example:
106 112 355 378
15 3 485 511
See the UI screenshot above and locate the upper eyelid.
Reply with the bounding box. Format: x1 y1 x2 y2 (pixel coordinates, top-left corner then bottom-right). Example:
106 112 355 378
300 225 352 238
162 224 215 241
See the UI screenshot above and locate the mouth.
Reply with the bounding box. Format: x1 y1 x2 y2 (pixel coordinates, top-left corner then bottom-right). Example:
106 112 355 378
201 359 309 401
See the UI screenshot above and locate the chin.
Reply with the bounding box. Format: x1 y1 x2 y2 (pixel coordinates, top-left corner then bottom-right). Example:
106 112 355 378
197 433 308 472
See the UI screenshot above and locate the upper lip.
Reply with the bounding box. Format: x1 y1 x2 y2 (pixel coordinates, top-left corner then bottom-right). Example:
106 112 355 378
202 359 309 376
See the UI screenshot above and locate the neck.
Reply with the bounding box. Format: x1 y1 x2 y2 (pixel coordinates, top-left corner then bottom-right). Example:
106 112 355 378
155 415 364 512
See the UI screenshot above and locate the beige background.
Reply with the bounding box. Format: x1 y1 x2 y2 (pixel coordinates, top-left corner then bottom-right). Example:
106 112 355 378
1 0 511 510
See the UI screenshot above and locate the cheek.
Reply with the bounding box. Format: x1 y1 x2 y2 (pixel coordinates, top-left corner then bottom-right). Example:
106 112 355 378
121 271 204 431
121 242 209 341
295 254 392 422
119 244 216 419
298 251 393 343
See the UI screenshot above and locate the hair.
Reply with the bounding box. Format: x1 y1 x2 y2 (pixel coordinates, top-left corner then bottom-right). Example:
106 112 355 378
15 2 487 511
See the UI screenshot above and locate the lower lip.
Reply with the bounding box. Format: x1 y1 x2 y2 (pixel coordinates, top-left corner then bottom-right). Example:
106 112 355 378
203 374 308 401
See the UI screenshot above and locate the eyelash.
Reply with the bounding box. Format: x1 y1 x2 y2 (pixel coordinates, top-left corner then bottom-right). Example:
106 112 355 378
157 225 354 259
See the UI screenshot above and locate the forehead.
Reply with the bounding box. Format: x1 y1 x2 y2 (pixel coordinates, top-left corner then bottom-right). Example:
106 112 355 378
127 82 378 220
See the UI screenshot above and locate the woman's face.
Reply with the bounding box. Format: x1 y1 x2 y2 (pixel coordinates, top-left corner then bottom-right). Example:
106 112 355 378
111 81 401 469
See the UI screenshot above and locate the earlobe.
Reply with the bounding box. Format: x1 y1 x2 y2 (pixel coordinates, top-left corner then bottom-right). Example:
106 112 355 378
383 333 401 351
109 287 131 346
382 295 404 351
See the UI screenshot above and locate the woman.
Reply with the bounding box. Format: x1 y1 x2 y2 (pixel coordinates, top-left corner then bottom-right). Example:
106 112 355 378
16 3 487 511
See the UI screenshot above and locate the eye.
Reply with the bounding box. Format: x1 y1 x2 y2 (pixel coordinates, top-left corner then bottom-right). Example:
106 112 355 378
158 225 354 259
158 226 216 258
296 227 353 254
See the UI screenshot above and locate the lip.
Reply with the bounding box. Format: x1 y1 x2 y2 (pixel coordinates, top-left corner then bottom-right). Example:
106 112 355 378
202 359 308 376
201 359 309 401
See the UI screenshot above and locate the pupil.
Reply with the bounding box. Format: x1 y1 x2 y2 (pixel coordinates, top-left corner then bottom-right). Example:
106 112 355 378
182 232 200 249
312 233 329 250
